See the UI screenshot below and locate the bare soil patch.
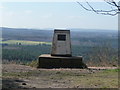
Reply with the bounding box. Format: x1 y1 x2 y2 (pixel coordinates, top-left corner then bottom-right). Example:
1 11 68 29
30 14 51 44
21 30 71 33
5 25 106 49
2 64 118 89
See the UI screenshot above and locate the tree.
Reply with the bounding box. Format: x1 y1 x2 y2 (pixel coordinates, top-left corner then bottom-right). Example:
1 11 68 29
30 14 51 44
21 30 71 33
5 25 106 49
77 0 120 16
88 44 118 66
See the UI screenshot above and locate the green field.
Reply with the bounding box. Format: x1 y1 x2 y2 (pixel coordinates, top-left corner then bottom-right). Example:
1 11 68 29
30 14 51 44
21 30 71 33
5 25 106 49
1 40 52 45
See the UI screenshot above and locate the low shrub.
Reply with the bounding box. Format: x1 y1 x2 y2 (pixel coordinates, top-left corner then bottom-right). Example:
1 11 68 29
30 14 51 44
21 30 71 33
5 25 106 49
27 60 39 68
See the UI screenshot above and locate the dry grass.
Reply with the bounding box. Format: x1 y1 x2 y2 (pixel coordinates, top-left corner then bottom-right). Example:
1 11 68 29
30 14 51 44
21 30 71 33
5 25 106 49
2 64 119 88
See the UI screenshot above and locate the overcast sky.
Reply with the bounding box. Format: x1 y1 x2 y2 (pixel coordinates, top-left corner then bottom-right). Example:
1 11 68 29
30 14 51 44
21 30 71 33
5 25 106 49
0 1 118 30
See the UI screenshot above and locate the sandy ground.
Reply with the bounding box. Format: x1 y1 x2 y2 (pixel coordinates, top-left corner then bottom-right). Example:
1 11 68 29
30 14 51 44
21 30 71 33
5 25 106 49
1 64 118 89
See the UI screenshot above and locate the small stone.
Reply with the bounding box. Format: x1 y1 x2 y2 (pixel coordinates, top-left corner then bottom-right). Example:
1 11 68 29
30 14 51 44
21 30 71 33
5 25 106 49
22 83 27 85
95 84 97 86
56 71 60 74
17 75 20 76
76 85 79 88
63 81 66 83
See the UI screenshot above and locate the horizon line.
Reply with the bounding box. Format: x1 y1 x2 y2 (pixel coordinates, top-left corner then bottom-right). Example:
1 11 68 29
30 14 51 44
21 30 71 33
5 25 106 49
0 26 118 31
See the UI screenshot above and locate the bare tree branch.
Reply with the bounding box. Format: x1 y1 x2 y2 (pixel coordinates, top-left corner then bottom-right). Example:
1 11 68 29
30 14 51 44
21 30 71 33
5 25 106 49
105 0 117 7
77 0 120 16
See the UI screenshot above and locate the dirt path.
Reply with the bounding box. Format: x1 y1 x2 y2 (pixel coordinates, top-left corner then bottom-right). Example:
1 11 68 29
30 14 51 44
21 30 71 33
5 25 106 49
2 64 118 89
88 66 118 70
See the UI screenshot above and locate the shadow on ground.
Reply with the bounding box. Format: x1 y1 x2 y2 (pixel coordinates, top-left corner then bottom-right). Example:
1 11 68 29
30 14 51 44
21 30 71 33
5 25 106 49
2 78 27 89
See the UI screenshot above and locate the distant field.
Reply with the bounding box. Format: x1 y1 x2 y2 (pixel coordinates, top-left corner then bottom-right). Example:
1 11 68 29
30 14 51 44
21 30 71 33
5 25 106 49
1 40 52 45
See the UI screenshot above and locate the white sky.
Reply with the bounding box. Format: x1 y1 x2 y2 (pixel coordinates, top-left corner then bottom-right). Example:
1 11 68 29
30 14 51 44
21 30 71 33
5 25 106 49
0 1 118 30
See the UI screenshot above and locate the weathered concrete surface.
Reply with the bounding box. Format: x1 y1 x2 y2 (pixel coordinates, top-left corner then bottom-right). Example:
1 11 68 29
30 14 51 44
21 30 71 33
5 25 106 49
51 30 72 56
38 54 87 69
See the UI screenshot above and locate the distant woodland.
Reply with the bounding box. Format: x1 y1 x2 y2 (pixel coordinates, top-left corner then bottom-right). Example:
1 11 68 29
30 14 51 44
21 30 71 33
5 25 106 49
1 27 118 66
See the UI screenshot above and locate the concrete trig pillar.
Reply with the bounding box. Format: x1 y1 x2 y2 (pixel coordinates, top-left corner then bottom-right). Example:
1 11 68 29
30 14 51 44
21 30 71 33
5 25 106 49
51 29 72 57
38 29 87 68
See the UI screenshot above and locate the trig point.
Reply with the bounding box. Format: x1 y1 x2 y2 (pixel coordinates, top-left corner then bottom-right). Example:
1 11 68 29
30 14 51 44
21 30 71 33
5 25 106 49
38 29 87 68
51 30 72 57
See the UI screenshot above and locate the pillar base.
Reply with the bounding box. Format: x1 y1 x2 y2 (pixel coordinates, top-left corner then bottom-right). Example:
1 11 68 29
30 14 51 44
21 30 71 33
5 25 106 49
38 54 87 69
